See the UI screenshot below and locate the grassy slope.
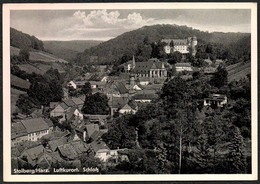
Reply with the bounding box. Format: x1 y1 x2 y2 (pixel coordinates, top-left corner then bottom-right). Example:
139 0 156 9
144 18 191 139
11 46 68 63
227 62 251 82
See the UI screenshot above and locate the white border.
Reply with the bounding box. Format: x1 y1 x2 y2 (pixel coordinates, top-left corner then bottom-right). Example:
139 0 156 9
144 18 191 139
3 3 258 182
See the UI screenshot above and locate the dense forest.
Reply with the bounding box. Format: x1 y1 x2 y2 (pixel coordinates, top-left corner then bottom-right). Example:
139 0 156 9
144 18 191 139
75 24 250 65
10 28 45 51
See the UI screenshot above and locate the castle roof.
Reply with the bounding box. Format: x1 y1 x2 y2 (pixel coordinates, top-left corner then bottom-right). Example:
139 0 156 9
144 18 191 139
161 39 188 45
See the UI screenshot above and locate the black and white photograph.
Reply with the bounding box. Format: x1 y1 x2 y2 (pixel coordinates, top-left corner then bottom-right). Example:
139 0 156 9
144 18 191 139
3 2 258 182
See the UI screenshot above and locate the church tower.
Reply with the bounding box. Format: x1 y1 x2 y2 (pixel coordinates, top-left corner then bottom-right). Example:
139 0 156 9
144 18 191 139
132 55 136 70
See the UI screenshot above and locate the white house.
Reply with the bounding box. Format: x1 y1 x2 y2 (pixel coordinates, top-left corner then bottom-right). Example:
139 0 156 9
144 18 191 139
12 118 53 146
67 81 77 89
204 94 228 107
175 63 193 72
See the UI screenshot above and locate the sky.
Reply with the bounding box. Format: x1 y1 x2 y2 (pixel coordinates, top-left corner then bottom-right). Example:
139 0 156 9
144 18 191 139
10 9 251 41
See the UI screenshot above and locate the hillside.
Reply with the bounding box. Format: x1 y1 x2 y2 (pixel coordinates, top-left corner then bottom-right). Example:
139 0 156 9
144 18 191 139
11 46 68 63
76 24 250 65
43 40 102 62
10 27 44 50
227 62 251 82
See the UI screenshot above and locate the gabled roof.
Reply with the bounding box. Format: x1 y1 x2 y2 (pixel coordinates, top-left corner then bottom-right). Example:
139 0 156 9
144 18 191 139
86 124 100 138
63 99 76 107
20 118 51 133
66 107 78 121
11 74 31 89
50 102 59 109
71 97 84 106
161 39 188 45
48 137 68 152
22 145 44 161
11 122 27 139
90 140 110 153
79 95 86 102
58 143 78 160
116 82 128 94
59 102 69 110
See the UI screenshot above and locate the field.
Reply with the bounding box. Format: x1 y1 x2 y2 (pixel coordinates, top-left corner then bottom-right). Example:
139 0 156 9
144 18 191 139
11 88 26 114
227 62 251 82
11 46 68 63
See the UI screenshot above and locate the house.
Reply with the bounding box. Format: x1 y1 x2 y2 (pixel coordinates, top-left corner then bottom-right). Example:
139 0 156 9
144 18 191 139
57 140 90 160
67 81 77 89
132 58 167 78
19 145 45 167
50 102 69 122
175 63 193 72
204 94 228 107
11 122 28 147
71 97 84 106
138 77 151 85
116 82 129 95
118 101 138 115
47 136 69 152
84 114 109 124
110 96 129 116
12 118 53 146
65 107 83 122
63 99 77 107
21 118 53 142
133 92 158 103
36 151 64 169
89 81 106 89
161 36 197 56
89 140 110 162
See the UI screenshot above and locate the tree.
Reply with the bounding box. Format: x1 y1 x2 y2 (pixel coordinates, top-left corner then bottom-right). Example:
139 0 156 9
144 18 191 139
193 133 212 172
19 48 30 61
167 51 182 65
81 92 109 115
210 64 228 88
80 82 92 95
227 126 247 173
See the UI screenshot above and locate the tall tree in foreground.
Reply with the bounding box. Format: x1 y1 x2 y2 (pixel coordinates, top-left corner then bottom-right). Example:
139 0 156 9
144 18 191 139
227 126 247 173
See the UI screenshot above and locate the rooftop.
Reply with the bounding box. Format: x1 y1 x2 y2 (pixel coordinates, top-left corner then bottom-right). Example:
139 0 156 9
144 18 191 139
20 118 52 133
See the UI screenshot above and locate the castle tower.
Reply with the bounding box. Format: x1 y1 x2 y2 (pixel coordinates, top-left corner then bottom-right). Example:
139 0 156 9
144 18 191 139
191 36 197 57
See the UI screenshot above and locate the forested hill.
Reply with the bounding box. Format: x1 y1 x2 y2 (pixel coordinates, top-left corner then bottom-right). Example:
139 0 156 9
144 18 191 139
43 40 102 62
10 28 44 51
76 24 250 65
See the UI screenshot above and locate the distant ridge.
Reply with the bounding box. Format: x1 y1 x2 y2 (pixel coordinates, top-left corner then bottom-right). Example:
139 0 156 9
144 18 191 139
43 40 103 62
76 24 250 65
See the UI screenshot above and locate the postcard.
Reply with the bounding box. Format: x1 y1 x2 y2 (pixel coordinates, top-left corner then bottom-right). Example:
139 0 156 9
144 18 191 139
3 2 258 182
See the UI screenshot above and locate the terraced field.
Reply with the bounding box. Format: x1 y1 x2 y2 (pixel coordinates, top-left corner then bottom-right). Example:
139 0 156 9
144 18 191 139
227 62 251 82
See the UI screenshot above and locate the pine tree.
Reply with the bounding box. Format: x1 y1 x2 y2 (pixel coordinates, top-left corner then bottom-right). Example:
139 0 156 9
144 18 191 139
227 126 247 173
193 133 212 172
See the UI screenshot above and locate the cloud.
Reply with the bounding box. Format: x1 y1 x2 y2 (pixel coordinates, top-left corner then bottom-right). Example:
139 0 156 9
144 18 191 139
72 10 154 29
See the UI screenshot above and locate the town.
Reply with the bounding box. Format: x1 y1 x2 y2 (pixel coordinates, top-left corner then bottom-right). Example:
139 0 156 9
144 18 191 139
10 24 251 174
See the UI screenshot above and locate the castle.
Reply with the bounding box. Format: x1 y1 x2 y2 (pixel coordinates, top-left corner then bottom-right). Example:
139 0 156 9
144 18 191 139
161 36 197 56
